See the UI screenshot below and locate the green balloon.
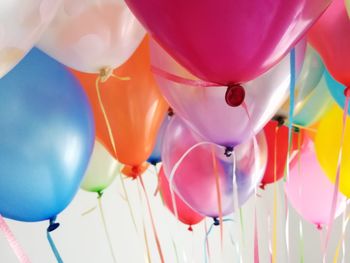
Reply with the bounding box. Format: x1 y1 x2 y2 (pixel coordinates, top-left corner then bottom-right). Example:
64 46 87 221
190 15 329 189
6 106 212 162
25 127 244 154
80 141 122 193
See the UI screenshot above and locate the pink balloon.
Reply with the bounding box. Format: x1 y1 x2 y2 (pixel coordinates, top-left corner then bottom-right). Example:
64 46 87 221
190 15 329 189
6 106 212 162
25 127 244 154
285 136 346 228
308 0 350 86
161 116 267 217
150 39 305 146
126 0 329 85
158 167 204 229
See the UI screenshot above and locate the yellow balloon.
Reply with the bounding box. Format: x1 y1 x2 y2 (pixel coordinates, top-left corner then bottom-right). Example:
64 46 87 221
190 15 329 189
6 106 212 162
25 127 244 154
315 103 350 197
346 0 350 18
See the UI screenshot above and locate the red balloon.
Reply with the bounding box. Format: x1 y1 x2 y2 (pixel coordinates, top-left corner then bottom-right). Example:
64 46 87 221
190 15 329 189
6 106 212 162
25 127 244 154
261 120 305 188
308 0 350 86
158 167 204 230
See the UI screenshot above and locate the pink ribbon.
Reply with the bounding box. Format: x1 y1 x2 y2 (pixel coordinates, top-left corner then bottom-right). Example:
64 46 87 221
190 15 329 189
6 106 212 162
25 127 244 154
0 214 31 263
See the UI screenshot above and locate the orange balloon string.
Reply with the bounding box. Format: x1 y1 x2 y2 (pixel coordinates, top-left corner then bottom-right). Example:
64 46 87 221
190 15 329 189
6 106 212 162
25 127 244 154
211 146 223 249
139 175 165 263
142 219 152 263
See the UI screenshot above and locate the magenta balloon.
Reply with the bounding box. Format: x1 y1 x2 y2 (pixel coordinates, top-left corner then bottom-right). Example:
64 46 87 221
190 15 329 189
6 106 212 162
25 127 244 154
150 39 305 146
285 136 346 228
161 116 267 217
126 0 329 85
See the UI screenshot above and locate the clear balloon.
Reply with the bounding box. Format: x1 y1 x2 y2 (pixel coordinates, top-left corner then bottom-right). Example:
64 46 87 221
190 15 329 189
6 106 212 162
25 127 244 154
150 39 305 147
161 116 267 217
0 0 61 78
147 114 172 165
0 48 94 222
309 0 350 87
38 0 145 73
81 141 121 193
126 0 330 85
285 136 346 228
158 167 204 228
315 104 350 198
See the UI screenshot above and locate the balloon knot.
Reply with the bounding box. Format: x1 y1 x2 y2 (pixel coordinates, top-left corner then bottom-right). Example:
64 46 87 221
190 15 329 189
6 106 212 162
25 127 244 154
316 223 323 231
168 107 174 117
188 225 193 232
47 217 60 232
259 183 266 190
97 191 104 199
344 87 350 98
213 217 220 226
225 84 245 107
99 67 113 83
272 115 285 127
224 146 234 157
293 126 300 133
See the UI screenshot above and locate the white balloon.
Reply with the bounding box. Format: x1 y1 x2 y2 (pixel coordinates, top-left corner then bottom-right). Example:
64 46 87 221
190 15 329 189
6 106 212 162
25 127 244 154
0 0 61 78
37 0 145 73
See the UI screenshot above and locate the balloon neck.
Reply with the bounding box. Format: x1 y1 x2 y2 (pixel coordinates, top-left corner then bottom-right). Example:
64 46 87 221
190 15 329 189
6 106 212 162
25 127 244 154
273 115 285 127
188 225 193 232
293 126 300 133
121 163 149 179
168 107 174 117
224 146 234 157
47 217 60 232
213 217 220 226
316 223 322 231
225 84 245 107
97 191 104 199
344 87 350 98
99 67 113 83
259 183 266 190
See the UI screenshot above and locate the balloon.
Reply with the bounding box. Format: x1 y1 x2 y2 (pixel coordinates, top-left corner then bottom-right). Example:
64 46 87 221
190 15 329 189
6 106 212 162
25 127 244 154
162 116 267 217
293 76 333 127
0 48 94 222
324 70 350 114
158 167 204 229
126 0 330 85
308 0 350 87
285 136 346 228
147 114 172 165
38 0 145 73
150 39 305 147
81 141 121 193
315 104 350 198
347 0 350 17
72 38 168 178
0 0 61 78
277 45 325 121
260 121 304 188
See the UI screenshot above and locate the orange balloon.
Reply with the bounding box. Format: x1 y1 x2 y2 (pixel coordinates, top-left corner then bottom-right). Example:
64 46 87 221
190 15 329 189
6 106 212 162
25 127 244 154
72 37 168 177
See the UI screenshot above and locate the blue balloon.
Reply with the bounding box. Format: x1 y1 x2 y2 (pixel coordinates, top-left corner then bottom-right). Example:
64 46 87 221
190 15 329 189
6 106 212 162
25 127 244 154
147 115 171 165
0 48 95 222
324 69 349 114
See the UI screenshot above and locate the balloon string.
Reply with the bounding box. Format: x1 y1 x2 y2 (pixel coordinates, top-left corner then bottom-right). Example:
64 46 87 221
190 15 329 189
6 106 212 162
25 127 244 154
118 174 138 233
204 221 211 263
284 191 290 263
271 125 279 263
333 212 350 263
171 237 180 263
46 218 63 263
286 48 296 183
97 195 118 263
299 220 304 263
239 208 245 247
324 94 350 255
0 214 31 263
254 204 260 263
151 66 221 88
142 219 152 263
139 175 165 263
81 205 97 216
341 201 348 263
168 141 225 221
211 146 223 249
153 165 160 197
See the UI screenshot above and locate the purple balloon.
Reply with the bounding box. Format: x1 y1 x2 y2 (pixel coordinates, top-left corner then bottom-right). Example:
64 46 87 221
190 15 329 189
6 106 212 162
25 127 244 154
161 116 267 217
150 39 305 147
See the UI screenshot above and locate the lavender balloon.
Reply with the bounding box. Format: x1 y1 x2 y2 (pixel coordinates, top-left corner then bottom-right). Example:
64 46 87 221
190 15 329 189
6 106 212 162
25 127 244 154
161 116 267 217
150 39 305 147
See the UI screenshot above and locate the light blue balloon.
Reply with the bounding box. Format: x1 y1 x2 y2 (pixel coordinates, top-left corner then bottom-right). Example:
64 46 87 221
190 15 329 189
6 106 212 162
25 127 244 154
0 48 95 222
147 115 171 165
324 69 349 114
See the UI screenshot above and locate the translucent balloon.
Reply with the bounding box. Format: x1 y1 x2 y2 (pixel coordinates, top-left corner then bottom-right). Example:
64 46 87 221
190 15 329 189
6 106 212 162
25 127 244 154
0 0 61 78
285 136 346 228
161 116 267 217
38 0 145 73
150 39 305 147
81 141 122 193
